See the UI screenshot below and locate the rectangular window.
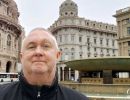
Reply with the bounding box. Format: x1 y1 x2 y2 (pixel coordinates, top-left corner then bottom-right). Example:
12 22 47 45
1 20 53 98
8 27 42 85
128 41 130 46
127 27 130 35
94 32 96 35
112 40 115 46
71 53 75 59
79 36 82 42
94 38 96 44
100 38 103 45
113 49 115 54
128 50 130 56
106 39 109 46
88 47 90 51
87 37 90 43
94 47 96 52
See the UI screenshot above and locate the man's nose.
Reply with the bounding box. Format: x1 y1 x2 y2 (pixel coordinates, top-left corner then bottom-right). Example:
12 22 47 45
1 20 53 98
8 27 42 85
34 46 44 56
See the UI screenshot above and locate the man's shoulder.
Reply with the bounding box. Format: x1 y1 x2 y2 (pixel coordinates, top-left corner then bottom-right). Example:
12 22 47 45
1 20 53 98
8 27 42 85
58 85 88 100
0 82 19 93
0 82 20 100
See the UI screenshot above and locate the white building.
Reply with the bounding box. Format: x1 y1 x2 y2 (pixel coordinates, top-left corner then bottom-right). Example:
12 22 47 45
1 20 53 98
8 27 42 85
49 0 118 81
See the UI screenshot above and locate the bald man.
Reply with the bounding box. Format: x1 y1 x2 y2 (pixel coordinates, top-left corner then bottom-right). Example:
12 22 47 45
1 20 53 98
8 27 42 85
0 28 88 100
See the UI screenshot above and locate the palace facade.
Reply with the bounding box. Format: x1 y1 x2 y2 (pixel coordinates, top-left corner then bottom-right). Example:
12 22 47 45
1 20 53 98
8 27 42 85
0 0 23 73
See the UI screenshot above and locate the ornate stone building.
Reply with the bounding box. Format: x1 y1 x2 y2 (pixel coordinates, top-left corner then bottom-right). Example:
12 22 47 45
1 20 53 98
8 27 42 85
49 0 118 81
114 7 130 56
0 0 22 73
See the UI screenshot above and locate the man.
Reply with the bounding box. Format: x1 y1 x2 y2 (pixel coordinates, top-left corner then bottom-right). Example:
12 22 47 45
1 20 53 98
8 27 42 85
0 28 88 100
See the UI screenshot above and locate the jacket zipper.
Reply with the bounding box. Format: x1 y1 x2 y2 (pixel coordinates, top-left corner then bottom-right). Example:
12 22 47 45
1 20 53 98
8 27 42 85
37 87 41 99
37 91 41 98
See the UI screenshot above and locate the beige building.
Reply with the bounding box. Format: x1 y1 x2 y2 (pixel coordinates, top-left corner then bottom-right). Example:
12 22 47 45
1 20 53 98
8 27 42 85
0 0 23 73
49 0 118 81
114 7 130 56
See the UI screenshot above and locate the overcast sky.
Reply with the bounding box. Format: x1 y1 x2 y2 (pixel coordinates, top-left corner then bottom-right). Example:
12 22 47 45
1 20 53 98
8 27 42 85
15 0 130 35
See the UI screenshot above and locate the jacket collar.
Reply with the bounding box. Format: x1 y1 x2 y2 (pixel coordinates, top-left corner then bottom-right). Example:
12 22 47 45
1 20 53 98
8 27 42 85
19 72 58 99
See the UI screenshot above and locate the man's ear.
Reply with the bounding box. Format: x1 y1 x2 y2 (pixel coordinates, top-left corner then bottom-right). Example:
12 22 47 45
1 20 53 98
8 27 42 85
19 52 23 62
56 51 62 60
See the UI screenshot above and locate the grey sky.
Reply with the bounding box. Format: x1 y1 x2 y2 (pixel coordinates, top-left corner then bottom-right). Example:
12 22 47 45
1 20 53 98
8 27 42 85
15 0 130 34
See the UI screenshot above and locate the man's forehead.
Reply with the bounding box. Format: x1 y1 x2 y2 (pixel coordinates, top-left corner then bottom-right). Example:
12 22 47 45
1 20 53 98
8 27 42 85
23 31 55 45
28 30 50 36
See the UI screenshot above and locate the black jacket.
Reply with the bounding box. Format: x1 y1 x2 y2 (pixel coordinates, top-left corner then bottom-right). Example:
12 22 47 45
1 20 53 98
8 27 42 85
0 74 88 100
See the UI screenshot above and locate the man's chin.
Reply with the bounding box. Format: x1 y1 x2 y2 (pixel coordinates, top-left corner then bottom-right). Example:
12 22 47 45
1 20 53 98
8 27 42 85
31 67 48 74
32 70 46 75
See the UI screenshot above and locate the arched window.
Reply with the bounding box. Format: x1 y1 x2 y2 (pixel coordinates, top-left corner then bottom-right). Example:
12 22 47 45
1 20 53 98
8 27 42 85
6 61 12 72
14 37 17 48
7 34 11 50
7 7 10 15
64 48 68 52
64 48 69 60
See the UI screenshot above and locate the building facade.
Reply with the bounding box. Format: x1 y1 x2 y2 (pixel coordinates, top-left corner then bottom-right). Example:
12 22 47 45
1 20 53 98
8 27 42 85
114 7 130 56
49 0 118 81
0 0 22 73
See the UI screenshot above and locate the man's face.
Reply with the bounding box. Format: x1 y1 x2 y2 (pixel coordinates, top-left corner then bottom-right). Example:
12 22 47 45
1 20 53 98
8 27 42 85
20 30 61 76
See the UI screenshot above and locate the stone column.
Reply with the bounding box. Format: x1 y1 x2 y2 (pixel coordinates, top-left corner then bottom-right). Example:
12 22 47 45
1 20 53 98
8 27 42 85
103 70 113 84
97 72 101 78
61 64 66 81
75 70 79 81
57 65 61 82
2 59 7 72
62 67 64 81
69 68 71 80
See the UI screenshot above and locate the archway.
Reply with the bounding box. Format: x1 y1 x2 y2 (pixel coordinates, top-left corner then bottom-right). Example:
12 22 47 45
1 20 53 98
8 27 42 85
6 61 12 72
